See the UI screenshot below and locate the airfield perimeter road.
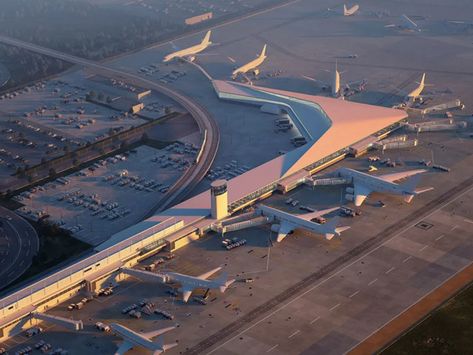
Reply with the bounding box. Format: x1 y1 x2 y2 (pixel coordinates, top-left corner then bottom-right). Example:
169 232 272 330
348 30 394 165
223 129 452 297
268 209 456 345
0 34 220 214
183 174 473 354
0 206 39 289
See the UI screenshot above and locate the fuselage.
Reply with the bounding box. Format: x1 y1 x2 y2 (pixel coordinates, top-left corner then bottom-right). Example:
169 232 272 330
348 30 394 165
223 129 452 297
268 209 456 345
232 54 267 78
165 272 217 289
332 70 341 97
111 324 161 353
163 42 210 62
339 168 406 194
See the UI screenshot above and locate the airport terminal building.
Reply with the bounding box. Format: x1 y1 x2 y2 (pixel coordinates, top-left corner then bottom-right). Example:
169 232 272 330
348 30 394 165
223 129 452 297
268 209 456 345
0 81 408 341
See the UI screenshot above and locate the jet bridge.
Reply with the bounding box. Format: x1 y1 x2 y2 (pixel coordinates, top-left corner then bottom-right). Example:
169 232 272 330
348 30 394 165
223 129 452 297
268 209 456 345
31 312 83 331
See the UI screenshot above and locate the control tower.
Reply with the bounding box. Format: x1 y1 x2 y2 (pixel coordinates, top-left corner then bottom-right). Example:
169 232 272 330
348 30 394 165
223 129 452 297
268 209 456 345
210 179 228 220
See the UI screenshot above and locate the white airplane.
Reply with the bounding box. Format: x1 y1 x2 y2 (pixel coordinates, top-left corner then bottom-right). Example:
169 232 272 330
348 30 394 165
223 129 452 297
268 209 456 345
162 266 235 302
303 62 367 98
385 14 421 32
406 73 428 102
163 30 212 62
257 205 350 242
344 4 359 16
337 167 433 206
111 323 177 355
232 44 268 79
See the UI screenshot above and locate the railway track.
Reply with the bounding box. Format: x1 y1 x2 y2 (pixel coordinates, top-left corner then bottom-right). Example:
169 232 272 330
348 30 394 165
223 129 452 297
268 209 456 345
183 174 473 354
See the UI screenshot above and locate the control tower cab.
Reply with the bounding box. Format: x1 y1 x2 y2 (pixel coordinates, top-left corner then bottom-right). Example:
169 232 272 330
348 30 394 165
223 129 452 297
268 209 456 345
210 179 228 220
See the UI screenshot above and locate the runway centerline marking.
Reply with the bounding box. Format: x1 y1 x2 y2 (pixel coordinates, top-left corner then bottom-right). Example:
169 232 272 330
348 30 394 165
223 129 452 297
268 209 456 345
349 290 360 298
403 256 413 263
419 245 428 252
385 267 396 275
368 278 378 286
436 234 445 241
266 344 279 353
310 316 320 324
329 303 341 311
288 330 300 339
464 218 473 224
451 225 459 231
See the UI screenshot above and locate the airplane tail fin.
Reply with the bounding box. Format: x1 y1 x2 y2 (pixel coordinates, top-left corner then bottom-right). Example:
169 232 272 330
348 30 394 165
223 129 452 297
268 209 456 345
152 336 178 354
415 73 426 86
322 216 350 240
201 30 212 45
260 44 267 58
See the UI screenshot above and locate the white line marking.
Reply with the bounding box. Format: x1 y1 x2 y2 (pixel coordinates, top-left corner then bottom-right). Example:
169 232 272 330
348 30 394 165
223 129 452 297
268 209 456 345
349 290 360 298
310 316 320 324
385 267 396 275
419 245 428 252
208 184 473 354
329 303 341 311
368 278 378 286
288 330 300 339
266 344 279 353
436 234 445 241
464 218 473 224
450 225 459 231
403 256 413 263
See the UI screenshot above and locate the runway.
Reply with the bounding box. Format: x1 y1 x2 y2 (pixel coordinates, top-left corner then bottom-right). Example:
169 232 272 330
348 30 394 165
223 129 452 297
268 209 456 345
0 206 39 289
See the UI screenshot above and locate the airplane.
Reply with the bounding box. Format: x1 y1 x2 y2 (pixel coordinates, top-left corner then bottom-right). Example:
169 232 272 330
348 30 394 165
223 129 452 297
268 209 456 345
336 167 433 206
161 266 235 302
163 30 212 62
406 73 428 102
344 4 359 16
111 323 177 355
231 44 268 80
385 14 421 32
303 62 367 98
257 205 350 242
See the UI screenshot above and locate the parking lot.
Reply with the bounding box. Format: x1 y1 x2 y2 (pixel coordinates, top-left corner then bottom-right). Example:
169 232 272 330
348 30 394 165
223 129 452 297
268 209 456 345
15 143 198 246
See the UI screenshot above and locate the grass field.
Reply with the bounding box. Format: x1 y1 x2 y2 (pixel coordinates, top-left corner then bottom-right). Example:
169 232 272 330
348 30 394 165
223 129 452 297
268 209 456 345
382 282 473 355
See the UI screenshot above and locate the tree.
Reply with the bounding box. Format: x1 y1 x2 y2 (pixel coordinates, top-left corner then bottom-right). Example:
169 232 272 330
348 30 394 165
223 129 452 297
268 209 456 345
88 90 96 99
106 96 113 104
98 92 104 101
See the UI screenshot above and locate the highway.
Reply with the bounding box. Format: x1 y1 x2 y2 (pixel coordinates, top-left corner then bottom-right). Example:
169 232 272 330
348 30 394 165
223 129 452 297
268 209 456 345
0 34 220 213
0 206 39 289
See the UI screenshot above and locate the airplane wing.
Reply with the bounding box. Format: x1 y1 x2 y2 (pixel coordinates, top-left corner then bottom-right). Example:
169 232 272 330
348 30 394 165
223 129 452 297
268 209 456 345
115 341 133 355
298 207 339 221
379 169 427 183
302 75 330 88
353 183 371 206
141 326 176 340
181 285 194 303
197 266 222 280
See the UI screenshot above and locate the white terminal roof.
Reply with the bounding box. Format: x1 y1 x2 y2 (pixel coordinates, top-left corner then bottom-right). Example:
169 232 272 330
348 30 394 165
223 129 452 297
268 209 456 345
101 80 407 247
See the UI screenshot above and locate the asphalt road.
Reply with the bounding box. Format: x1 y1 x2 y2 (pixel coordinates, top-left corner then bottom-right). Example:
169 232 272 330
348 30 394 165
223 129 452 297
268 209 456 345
0 34 220 214
0 206 39 289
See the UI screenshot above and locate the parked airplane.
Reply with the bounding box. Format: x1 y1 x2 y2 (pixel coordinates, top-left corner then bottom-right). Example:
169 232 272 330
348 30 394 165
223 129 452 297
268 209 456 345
163 30 212 62
111 323 177 355
161 266 234 302
257 205 350 242
303 62 367 98
232 44 268 79
337 167 433 206
406 73 428 102
344 4 359 16
385 14 421 32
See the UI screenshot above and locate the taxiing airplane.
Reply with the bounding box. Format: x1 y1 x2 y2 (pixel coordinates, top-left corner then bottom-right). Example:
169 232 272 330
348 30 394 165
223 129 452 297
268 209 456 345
161 266 235 303
385 14 421 32
111 323 177 355
163 30 212 62
232 44 268 79
303 62 367 98
257 205 350 242
337 167 433 206
344 4 359 16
